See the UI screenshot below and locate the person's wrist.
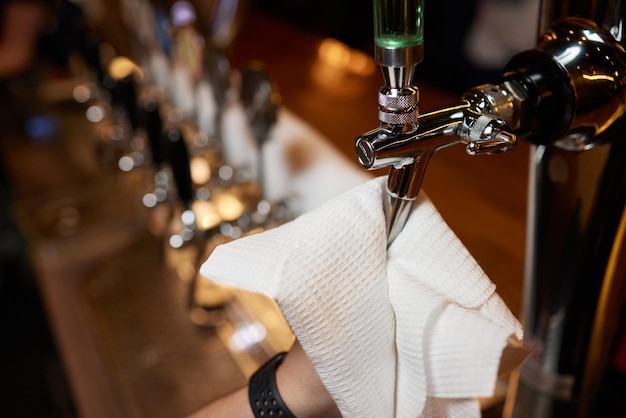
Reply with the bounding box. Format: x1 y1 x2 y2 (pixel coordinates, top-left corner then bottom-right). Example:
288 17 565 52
274 341 341 418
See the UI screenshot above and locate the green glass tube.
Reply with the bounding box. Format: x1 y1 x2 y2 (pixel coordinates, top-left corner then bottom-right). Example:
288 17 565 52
373 0 424 48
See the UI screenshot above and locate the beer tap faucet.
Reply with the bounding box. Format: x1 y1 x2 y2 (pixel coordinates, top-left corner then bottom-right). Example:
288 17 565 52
358 1 626 415
356 0 516 244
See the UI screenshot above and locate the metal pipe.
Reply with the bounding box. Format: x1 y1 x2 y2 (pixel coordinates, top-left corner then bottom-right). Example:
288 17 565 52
509 1 626 416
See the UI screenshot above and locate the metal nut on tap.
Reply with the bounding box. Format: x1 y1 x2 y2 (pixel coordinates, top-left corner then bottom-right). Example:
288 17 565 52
378 87 419 127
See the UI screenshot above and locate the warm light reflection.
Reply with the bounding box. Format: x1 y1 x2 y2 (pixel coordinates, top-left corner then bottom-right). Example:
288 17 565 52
318 38 351 67
311 38 377 93
556 45 582 64
581 29 605 43
228 321 267 352
86 104 105 122
118 155 134 171
192 200 222 230
108 56 144 81
190 156 211 185
72 83 92 103
214 192 245 221
316 38 376 77
169 234 184 249
350 52 377 76
582 74 615 81
176 260 197 283
142 193 158 208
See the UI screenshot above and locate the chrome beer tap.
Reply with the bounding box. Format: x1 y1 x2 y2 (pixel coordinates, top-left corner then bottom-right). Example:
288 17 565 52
356 0 517 244
505 3 626 417
358 0 626 416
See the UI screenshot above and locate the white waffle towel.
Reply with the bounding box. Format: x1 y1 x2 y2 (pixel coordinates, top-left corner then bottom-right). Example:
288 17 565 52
200 176 524 417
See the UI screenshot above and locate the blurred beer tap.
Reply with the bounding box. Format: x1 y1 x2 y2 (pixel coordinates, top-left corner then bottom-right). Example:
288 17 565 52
169 0 205 118
103 60 141 134
200 0 246 52
101 55 157 173
239 60 295 228
239 62 279 198
166 127 198 245
139 93 175 214
141 95 166 169
202 50 233 150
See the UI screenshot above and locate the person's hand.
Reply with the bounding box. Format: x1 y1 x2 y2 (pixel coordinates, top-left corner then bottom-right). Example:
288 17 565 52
187 340 341 418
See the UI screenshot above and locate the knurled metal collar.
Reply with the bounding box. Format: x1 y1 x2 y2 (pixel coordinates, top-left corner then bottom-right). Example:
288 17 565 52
378 89 418 110
378 87 418 125
378 109 417 125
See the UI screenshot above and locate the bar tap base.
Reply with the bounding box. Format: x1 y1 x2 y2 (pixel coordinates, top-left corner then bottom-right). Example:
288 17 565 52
510 379 584 418
508 370 626 418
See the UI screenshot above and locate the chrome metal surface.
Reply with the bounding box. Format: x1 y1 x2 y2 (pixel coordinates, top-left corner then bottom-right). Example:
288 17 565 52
355 104 465 172
358 4 626 413
364 11 425 243
504 18 626 150
511 142 626 418
377 86 418 126
374 43 424 68
356 94 517 243
465 117 517 155
360 0 527 243
503 1 626 417
355 104 461 243
374 44 423 89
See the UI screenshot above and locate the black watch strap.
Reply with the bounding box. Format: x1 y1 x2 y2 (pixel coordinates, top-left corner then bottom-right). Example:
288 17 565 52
248 352 297 418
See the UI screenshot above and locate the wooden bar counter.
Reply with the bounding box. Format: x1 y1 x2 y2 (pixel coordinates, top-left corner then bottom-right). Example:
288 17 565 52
1 7 528 418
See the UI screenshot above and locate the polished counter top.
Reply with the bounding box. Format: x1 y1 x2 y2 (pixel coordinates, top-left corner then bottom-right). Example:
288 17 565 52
1 9 528 418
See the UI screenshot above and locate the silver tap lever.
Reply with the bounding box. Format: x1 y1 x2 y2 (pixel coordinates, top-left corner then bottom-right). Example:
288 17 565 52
356 96 517 244
464 116 517 156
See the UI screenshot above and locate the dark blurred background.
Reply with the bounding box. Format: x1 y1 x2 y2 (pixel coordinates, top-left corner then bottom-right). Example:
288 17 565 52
250 0 487 94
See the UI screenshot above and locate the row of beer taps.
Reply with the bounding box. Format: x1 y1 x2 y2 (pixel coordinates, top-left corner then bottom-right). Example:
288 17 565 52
76 0 291 242
66 0 293 327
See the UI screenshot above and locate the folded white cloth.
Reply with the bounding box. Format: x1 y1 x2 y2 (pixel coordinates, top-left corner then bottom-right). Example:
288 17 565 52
200 176 524 417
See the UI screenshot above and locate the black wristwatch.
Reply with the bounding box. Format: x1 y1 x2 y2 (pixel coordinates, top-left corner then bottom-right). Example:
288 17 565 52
248 352 297 418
